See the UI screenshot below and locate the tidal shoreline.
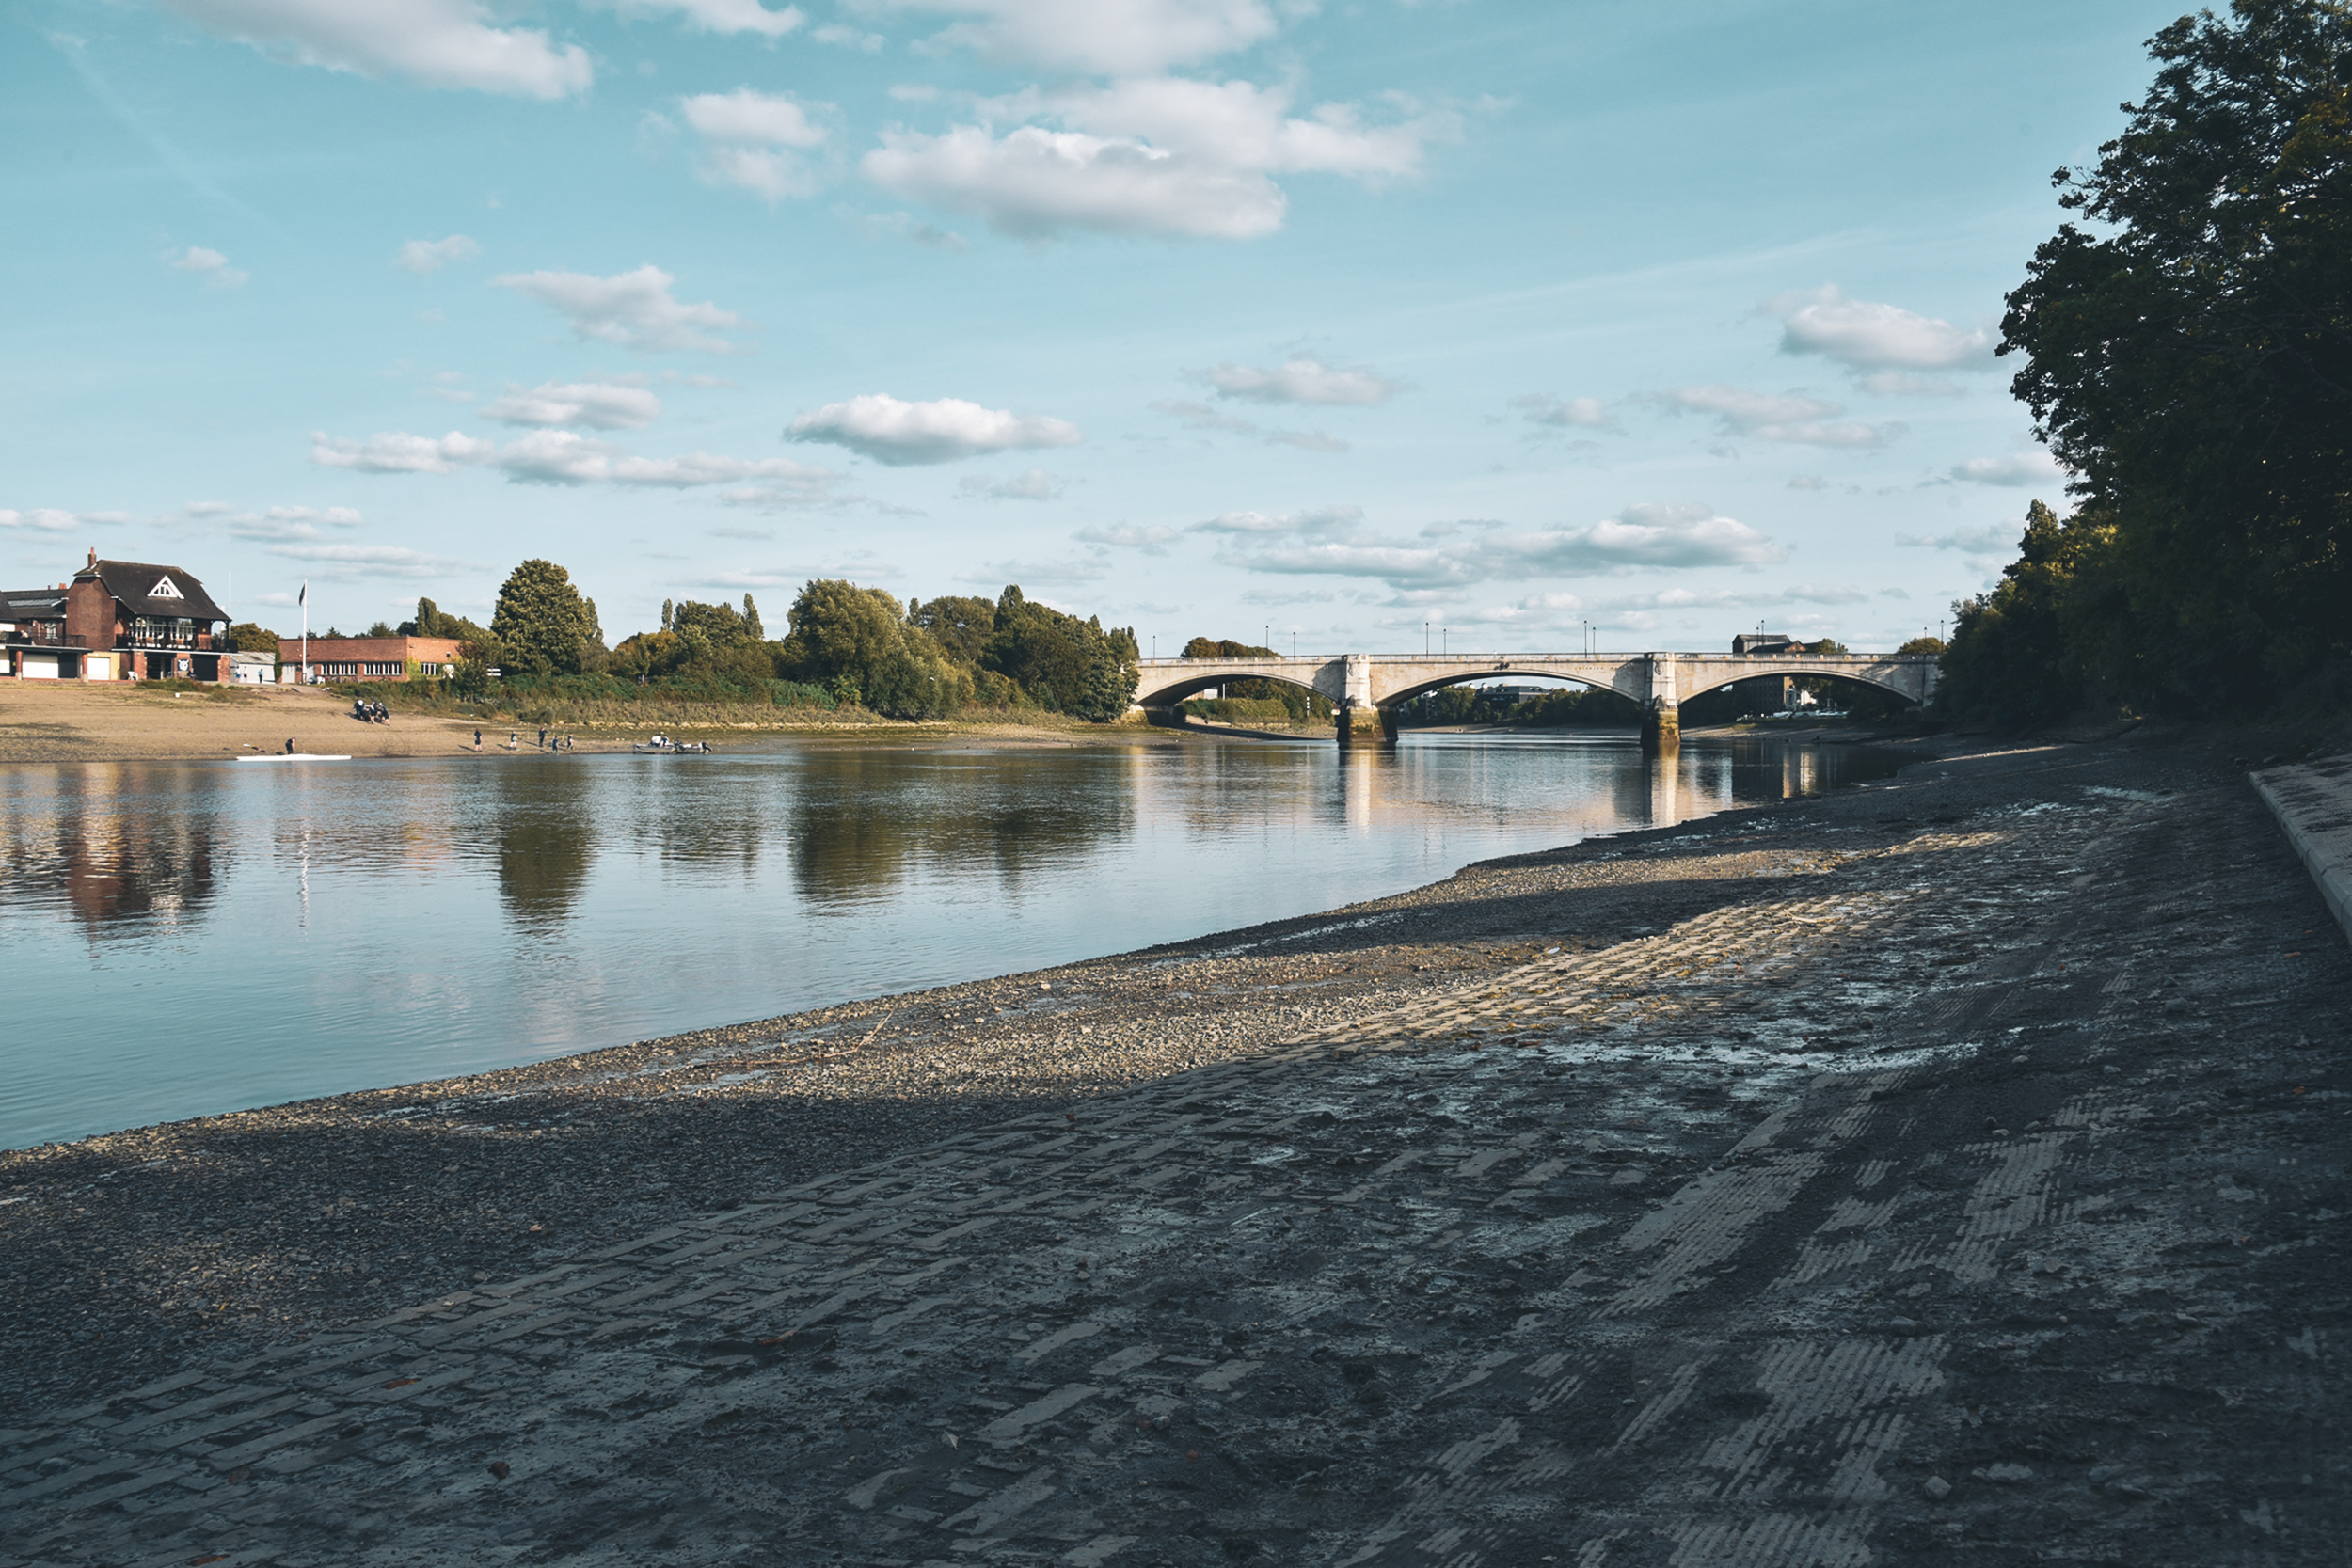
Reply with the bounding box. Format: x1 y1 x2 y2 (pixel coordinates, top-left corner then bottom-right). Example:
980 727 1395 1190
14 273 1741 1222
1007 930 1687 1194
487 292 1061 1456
5 723 2348 1562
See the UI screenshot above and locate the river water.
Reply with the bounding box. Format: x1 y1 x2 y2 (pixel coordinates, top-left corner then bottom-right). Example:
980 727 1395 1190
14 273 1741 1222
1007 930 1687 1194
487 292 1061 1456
0 733 1901 1149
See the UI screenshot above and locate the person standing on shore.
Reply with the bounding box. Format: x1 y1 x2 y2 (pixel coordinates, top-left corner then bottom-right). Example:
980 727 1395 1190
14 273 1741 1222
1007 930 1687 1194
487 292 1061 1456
473 728 482 751
284 737 294 754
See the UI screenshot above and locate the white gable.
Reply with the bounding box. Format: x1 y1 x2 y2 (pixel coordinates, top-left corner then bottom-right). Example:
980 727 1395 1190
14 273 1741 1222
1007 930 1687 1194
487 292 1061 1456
150 576 183 600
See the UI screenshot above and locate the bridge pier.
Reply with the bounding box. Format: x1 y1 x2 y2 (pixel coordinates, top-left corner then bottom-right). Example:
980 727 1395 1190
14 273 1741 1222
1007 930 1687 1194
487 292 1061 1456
1335 701 1388 745
1642 700 1680 755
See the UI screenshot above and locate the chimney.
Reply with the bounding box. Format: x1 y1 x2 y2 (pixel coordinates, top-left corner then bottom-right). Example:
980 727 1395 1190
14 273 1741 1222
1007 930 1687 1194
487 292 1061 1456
87 547 97 569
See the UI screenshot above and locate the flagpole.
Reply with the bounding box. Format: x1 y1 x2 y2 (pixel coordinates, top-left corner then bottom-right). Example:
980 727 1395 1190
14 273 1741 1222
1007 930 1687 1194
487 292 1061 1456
300 580 309 685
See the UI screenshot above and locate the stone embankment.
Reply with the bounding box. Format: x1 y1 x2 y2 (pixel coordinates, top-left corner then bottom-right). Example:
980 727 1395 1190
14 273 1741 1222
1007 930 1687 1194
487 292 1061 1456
3 734 2347 1565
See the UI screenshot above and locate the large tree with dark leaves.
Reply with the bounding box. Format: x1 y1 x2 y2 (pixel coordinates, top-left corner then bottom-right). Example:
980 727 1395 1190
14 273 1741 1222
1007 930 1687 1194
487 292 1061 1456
2000 0 2349 704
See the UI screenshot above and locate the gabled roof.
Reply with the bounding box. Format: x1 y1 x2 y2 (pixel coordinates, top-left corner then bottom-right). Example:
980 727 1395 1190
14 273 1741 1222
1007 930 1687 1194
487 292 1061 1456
81 560 228 623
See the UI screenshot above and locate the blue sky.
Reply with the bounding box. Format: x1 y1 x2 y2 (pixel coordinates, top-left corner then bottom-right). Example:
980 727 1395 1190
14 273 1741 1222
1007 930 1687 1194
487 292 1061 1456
2 0 2183 654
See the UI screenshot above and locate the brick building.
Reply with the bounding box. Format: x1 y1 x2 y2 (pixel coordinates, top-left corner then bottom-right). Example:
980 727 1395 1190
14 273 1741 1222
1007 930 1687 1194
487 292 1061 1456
278 634 466 683
0 551 230 680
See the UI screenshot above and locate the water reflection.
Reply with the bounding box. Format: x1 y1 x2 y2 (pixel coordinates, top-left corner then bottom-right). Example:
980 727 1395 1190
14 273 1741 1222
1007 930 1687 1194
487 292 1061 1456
0 735 1902 1148
0 765 221 928
491 767 598 930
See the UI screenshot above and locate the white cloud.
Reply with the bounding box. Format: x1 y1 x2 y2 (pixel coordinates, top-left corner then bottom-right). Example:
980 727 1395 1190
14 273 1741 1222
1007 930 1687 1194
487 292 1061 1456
1898 523 2014 552
1074 522 1179 552
1656 385 1900 449
226 504 366 541
882 0 1279 75
1215 501 1786 591
1200 354 1403 405
1190 504 1363 535
1946 451 2064 487
310 423 865 493
862 78 1455 239
866 124 1288 239
310 429 495 473
960 468 1064 499
787 393 1083 465
595 0 805 37
265 543 473 578
482 380 663 430
165 245 248 288
1769 284 1993 372
492 264 746 354
0 508 87 531
1787 474 1828 490
1266 429 1348 451
682 89 829 199
395 234 479 273
1513 393 1613 430
812 21 886 49
1153 398 1260 436
157 0 592 99
487 431 847 488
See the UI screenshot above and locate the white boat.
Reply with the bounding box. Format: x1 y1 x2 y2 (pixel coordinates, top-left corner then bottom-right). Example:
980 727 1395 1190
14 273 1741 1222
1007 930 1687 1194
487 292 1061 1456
236 753 352 763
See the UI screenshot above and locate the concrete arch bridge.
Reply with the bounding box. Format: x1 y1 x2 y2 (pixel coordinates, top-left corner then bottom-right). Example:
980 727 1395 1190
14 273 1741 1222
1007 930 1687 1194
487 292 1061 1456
1133 650 1939 749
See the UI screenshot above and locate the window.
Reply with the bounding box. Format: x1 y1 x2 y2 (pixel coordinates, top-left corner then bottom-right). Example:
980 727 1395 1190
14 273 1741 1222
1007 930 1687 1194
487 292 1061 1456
150 577 183 600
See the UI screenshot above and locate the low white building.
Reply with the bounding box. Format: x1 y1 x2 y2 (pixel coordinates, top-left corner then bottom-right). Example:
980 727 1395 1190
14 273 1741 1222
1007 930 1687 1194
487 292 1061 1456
226 651 278 686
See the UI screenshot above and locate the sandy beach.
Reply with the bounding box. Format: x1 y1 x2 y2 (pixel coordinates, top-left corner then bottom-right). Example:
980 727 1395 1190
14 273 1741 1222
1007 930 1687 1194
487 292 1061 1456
0 681 1200 764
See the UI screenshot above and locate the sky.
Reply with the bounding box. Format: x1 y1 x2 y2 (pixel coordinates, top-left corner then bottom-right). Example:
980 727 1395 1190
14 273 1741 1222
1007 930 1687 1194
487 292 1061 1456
1 0 2188 656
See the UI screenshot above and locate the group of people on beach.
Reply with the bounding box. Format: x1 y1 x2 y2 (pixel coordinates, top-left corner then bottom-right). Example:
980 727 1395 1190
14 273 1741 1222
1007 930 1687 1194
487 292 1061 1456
349 699 389 725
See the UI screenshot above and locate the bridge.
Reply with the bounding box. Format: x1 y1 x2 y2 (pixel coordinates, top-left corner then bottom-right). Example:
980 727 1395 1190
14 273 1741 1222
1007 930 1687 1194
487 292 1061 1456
1132 649 1939 750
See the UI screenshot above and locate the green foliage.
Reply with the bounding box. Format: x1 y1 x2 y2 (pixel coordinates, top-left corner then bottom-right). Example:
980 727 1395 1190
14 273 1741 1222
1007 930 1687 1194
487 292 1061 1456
670 596 761 648
490 560 604 678
1939 500 2135 723
980 586 1138 721
1506 686 1639 726
772 579 971 721
1173 634 1331 719
912 595 997 665
226 622 280 653
364 620 397 639
1999 0 2351 710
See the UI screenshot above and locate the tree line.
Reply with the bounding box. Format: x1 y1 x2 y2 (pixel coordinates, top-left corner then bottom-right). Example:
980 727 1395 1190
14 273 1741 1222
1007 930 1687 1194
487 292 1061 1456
1944 0 2349 724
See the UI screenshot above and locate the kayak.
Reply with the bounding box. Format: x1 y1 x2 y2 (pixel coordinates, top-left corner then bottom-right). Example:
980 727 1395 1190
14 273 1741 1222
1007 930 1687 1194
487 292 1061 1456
236 753 352 762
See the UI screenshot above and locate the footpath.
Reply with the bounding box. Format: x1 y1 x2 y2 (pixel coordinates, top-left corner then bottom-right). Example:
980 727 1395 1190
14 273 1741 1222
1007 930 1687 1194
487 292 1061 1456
3 736 2348 1566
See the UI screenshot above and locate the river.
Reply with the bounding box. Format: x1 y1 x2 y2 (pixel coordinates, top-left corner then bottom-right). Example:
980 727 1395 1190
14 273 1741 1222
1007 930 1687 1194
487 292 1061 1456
0 732 1901 1149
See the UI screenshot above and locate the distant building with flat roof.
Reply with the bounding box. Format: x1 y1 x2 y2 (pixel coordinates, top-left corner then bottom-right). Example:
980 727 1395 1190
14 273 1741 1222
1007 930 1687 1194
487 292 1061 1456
278 634 466 683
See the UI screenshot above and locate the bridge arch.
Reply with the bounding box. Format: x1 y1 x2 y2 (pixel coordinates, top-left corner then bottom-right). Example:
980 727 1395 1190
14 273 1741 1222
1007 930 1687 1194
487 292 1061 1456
1676 660 1926 707
1133 658 1342 709
1376 668 1644 711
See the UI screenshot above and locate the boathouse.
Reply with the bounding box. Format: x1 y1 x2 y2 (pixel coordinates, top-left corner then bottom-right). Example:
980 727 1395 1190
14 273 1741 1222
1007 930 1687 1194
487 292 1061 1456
0 551 230 680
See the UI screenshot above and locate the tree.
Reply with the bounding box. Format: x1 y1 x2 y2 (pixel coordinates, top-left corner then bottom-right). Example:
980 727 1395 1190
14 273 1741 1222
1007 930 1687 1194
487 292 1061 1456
401 597 476 639
774 579 970 719
2000 0 2351 705
364 621 397 639
983 587 1138 721
1938 500 2130 723
226 622 280 653
670 597 758 647
489 560 601 677
911 595 996 666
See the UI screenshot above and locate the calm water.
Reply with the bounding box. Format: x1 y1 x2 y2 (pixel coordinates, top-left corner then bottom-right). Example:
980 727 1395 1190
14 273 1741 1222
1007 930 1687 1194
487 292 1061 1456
0 733 1900 1149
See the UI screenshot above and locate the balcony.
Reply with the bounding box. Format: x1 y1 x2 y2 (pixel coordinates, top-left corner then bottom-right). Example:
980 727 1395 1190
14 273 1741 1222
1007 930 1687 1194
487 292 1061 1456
8 625 84 648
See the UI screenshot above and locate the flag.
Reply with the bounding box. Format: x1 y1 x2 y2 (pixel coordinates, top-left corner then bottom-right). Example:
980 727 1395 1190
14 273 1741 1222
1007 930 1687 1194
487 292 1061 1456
298 581 307 606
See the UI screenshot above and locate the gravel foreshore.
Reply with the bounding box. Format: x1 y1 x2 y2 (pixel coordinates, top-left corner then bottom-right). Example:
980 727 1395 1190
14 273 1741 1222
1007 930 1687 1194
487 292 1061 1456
5 725 2349 1565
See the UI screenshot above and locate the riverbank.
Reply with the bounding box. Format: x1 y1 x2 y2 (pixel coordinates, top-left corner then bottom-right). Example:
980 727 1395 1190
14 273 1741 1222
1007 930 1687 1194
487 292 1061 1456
4 724 2346 1562
0 681 1176 763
